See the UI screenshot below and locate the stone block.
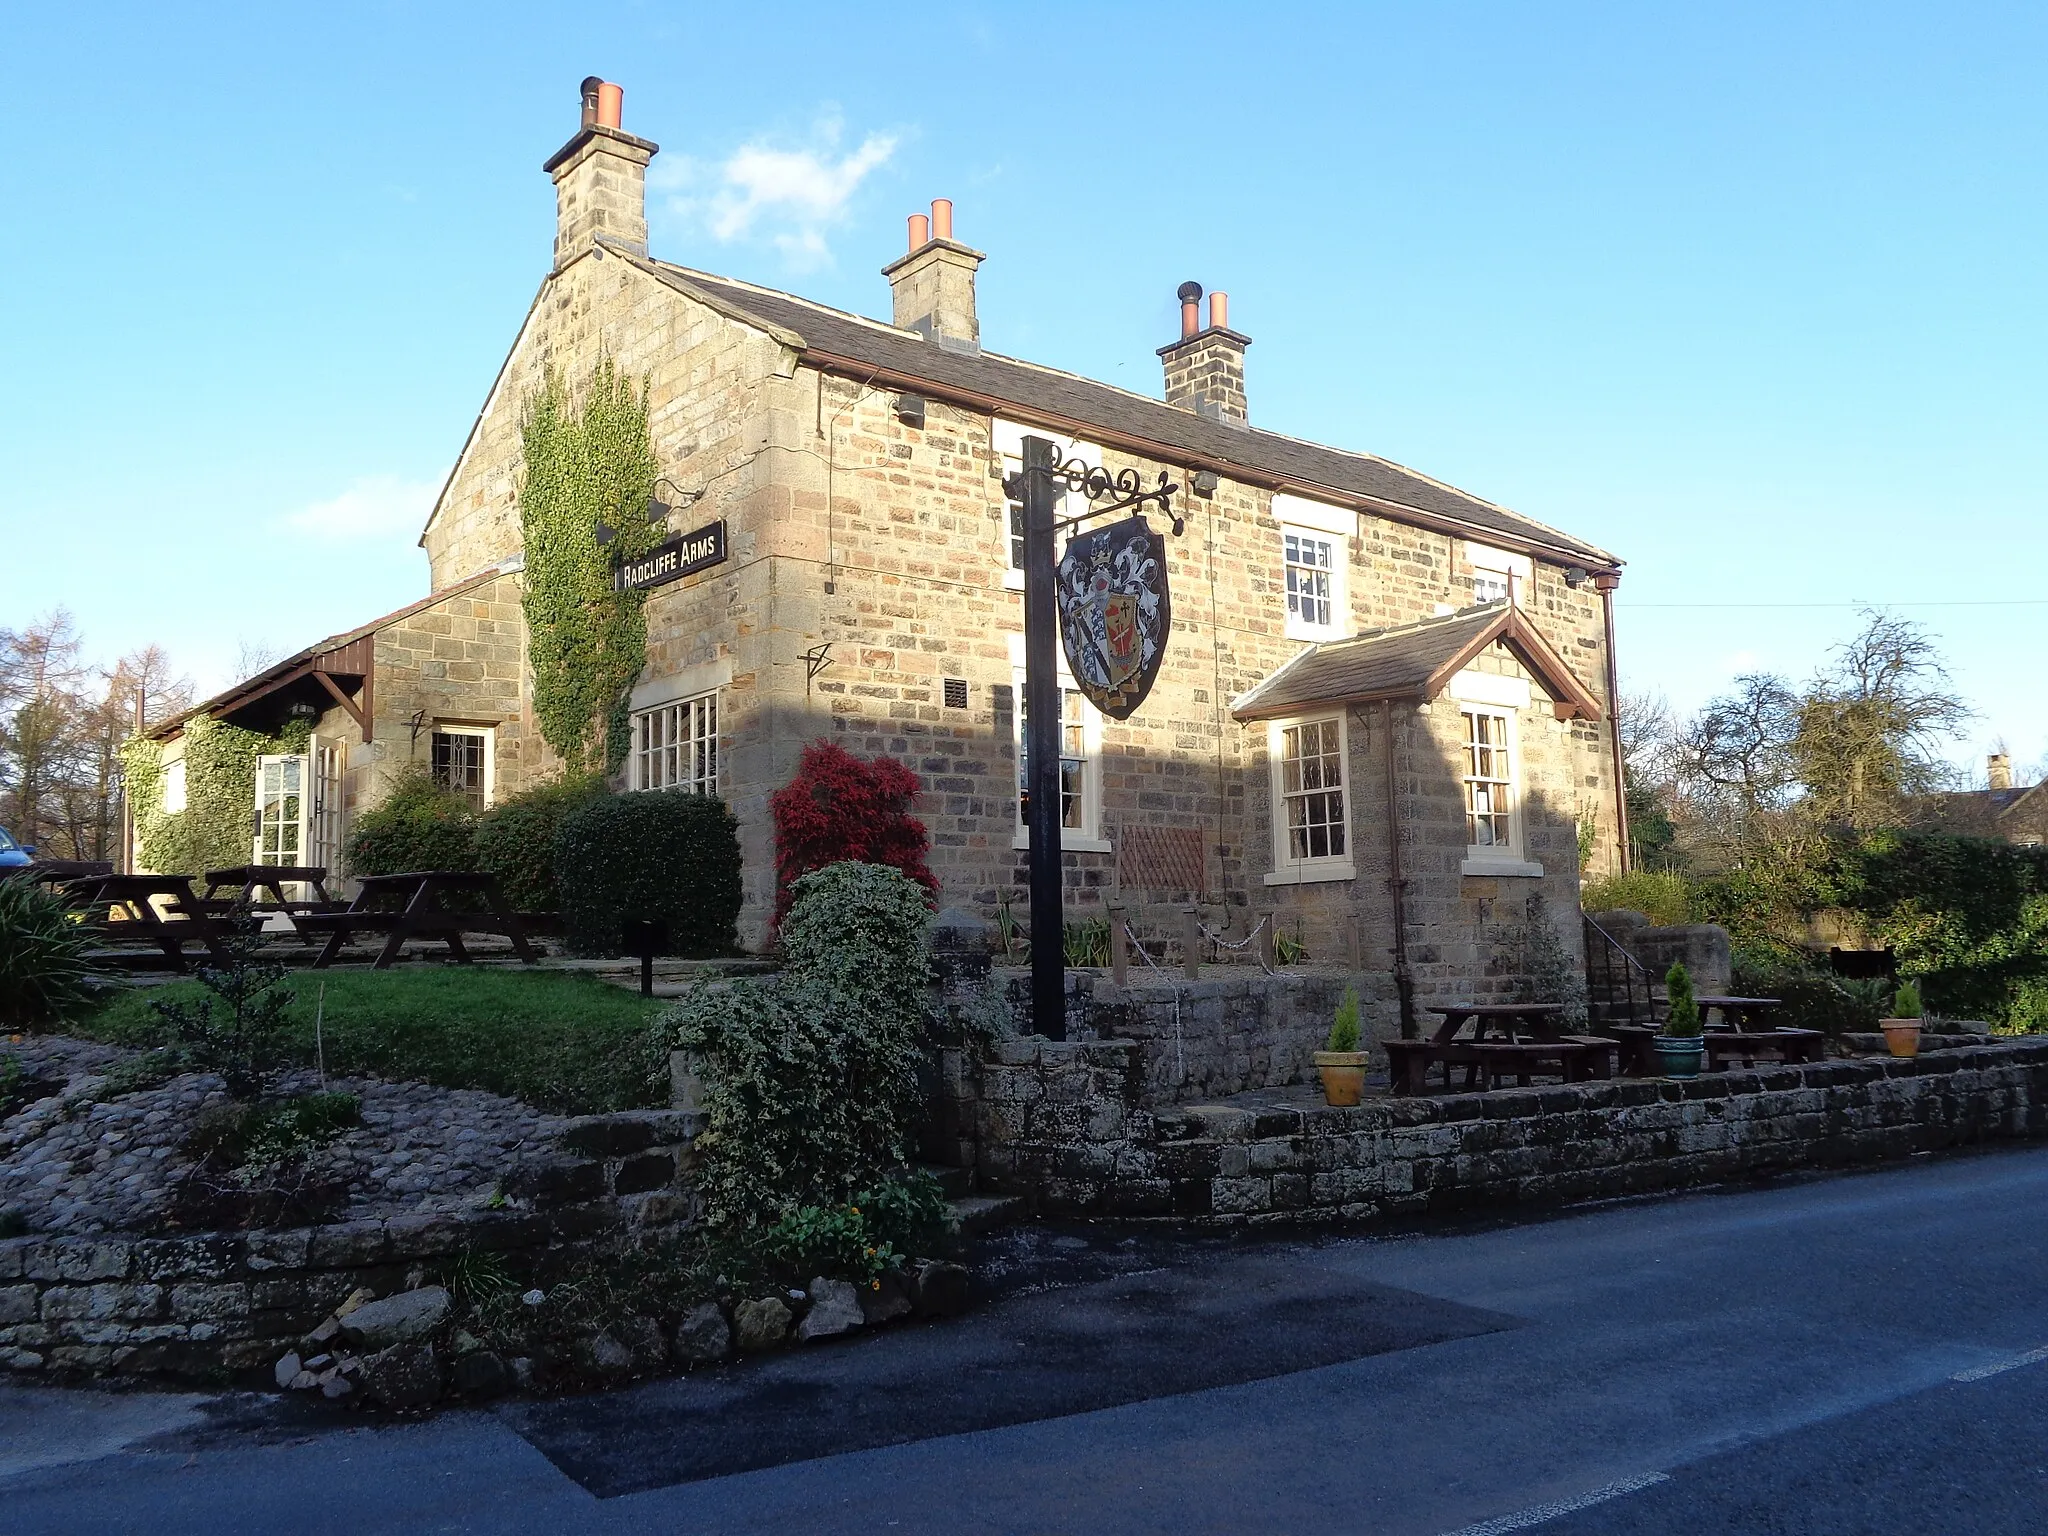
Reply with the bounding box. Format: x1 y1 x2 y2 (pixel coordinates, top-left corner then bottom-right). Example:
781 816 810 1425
170 1284 249 1323
0 1285 37 1325
615 1152 678 1196
306 1222 389 1269
243 1231 313 1271
557 1114 659 1158
383 1214 466 1259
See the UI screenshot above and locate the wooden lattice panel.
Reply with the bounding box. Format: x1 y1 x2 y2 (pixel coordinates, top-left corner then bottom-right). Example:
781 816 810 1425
1115 823 1210 898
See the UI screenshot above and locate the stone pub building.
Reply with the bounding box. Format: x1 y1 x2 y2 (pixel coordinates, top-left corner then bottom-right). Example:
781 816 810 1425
143 80 1632 1032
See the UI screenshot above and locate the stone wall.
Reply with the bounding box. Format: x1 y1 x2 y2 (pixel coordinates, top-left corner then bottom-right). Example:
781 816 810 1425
0 1109 699 1381
968 1037 2048 1225
1587 911 1733 995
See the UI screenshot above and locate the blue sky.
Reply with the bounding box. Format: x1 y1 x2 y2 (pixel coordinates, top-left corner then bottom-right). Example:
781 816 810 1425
2 2 2042 778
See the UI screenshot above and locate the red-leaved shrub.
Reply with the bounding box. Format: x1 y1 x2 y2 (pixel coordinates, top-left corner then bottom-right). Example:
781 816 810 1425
770 741 939 928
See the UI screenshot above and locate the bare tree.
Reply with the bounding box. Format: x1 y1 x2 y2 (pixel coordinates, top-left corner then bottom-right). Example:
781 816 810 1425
0 612 91 850
1793 610 1971 827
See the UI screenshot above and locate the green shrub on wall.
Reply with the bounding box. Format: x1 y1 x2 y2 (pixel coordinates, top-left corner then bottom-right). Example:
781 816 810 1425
342 766 478 878
518 360 660 775
473 774 608 912
662 862 934 1228
553 790 741 957
124 714 295 876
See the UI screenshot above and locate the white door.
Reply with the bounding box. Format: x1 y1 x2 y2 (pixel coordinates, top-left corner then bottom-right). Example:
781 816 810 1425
252 754 307 868
308 737 343 875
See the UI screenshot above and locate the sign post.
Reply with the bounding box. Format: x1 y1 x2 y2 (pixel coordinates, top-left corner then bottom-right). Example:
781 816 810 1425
1014 437 1182 1040
1020 436 1067 1042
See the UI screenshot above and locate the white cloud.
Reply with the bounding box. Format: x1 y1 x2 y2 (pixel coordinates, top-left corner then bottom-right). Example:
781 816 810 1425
654 113 898 270
278 475 438 542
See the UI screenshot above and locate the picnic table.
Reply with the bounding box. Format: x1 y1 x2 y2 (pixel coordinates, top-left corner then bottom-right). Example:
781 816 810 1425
1386 1003 1616 1095
62 872 234 971
1694 995 1824 1068
303 871 537 970
201 865 344 941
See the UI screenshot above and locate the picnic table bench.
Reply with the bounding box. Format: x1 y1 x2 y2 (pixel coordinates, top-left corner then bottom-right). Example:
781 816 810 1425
1387 1003 1615 1095
200 865 344 942
62 872 234 971
1695 995 1824 1068
302 871 537 970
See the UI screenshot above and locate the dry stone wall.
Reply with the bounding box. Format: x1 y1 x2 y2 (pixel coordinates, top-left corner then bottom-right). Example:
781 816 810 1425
967 1037 2048 1224
0 1109 699 1381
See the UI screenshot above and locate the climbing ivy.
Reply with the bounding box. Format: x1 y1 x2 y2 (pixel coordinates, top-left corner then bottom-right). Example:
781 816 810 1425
518 360 659 775
123 714 308 875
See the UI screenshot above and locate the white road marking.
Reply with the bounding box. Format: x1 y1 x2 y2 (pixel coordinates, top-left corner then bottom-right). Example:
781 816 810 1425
1951 1344 2048 1382
1440 1473 1671 1535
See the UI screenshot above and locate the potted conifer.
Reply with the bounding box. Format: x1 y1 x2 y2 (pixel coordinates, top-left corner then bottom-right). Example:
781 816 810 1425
1882 982 1923 1058
1315 985 1370 1106
1653 961 1705 1078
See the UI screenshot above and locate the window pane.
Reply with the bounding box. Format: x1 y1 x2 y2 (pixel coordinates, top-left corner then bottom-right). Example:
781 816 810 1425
1278 717 1346 864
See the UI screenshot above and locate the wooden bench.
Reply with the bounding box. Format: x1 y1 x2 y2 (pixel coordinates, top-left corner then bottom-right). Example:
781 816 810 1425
1705 1029 1824 1069
1474 1039 1593 1090
308 871 537 970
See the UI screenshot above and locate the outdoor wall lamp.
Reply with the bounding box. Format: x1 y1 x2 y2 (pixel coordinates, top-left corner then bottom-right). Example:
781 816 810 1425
645 475 702 524
1191 470 1219 498
1564 566 1589 589
286 700 319 722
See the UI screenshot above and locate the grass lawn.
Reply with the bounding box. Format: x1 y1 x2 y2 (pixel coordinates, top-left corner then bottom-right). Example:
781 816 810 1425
82 967 669 1114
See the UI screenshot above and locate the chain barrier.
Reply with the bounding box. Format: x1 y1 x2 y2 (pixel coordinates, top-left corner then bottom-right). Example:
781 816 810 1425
1196 913 1274 975
1116 915 1185 1084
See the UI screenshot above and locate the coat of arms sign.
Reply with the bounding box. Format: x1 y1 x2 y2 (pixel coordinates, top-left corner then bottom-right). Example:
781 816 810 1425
1055 514 1171 720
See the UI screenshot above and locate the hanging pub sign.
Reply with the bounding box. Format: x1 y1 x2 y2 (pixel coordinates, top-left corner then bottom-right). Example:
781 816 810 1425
1055 514 1170 720
614 520 727 593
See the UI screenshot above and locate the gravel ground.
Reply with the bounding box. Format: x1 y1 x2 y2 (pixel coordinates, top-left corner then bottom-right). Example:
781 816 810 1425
0 1035 568 1236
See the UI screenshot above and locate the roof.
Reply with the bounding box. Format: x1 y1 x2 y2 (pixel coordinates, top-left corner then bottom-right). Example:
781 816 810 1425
1229 601 1604 722
150 562 517 740
604 245 1619 569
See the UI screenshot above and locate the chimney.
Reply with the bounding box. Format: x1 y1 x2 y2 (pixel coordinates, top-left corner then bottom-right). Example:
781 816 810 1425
541 77 659 272
1158 282 1251 424
882 199 985 351
1989 753 2014 791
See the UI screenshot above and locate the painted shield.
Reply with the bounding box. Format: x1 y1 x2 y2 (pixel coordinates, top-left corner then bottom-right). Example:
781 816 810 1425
1056 515 1170 720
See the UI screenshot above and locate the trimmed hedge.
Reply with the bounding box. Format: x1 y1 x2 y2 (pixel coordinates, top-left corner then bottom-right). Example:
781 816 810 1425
554 790 742 957
343 766 478 878
473 774 607 912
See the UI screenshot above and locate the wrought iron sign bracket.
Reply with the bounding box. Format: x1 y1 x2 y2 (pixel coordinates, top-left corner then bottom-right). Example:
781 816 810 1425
1004 460 1185 537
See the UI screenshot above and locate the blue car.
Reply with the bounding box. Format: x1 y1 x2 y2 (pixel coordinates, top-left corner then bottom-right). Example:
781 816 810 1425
0 826 33 871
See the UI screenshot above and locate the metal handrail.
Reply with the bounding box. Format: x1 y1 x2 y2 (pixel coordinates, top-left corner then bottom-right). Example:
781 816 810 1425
1582 911 1662 1028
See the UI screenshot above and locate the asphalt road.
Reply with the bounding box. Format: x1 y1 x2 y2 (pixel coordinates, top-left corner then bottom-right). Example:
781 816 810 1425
4 1145 2046 1535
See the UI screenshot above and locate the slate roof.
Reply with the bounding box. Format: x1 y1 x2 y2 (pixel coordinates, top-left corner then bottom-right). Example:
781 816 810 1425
611 246 1620 569
1229 601 1603 722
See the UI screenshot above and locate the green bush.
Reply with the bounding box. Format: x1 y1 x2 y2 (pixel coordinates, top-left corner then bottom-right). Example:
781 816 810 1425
344 766 478 879
1663 961 1701 1037
0 878 106 1032
473 774 608 912
1327 985 1361 1052
663 861 934 1228
1892 980 1923 1019
1581 870 1695 927
1731 951 1882 1042
554 790 742 957
147 923 297 1099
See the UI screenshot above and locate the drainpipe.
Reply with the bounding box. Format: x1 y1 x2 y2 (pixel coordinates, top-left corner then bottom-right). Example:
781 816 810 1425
1594 573 1631 874
1380 699 1417 1039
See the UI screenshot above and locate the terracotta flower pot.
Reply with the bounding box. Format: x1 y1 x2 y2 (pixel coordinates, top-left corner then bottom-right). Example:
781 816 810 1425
1314 1050 1370 1106
1881 1018 1922 1058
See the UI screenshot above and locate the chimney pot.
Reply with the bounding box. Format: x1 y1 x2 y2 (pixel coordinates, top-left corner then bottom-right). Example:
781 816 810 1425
579 76 602 129
596 81 624 129
1209 291 1229 330
1176 281 1203 340
931 198 953 240
1989 752 2014 791
908 213 930 251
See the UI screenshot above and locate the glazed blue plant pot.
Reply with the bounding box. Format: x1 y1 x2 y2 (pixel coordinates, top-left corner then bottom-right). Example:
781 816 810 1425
1653 1036 1705 1079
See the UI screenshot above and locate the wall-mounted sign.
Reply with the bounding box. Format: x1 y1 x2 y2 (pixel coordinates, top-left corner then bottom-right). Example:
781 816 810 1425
614 521 727 593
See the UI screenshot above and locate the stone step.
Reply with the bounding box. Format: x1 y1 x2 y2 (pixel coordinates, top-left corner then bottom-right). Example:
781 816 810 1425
947 1194 1024 1236
917 1163 976 1200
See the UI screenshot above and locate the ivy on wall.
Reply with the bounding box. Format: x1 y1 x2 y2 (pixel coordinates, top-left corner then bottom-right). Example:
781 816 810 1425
122 714 310 874
518 359 659 775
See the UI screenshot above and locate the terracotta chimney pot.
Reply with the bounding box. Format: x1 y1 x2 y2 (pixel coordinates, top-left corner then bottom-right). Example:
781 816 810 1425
931 198 954 240
1209 291 1229 330
596 81 624 129
908 213 930 250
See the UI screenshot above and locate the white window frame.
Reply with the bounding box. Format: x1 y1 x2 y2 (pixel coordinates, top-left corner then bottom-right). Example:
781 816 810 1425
630 690 719 796
429 724 495 810
1273 494 1355 641
1281 526 1345 639
994 419 1100 593
1448 671 1543 877
1464 541 1531 608
161 758 188 814
1009 666 1109 853
1263 713 1356 885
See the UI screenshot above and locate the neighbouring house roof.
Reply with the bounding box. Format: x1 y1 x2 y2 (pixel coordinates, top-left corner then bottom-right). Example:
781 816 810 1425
1918 782 2048 839
601 244 1620 570
149 562 518 743
1229 601 1604 722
